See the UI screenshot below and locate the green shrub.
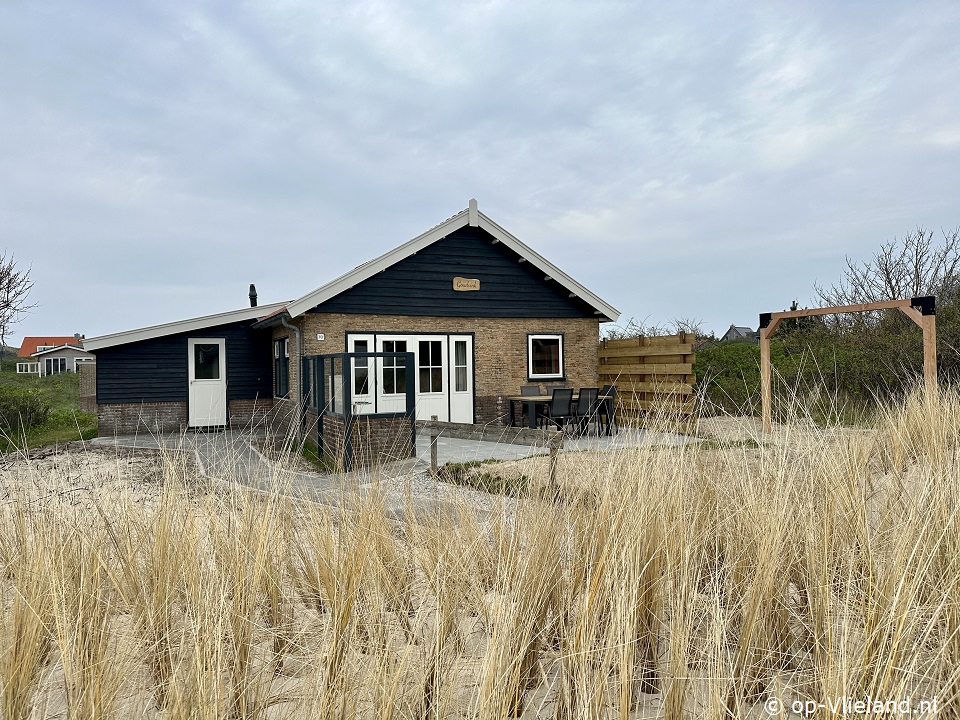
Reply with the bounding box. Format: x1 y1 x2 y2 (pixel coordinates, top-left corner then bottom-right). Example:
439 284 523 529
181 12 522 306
0 386 51 434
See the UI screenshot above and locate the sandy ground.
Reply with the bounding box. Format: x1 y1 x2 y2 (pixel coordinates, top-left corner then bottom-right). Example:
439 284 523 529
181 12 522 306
0 443 177 509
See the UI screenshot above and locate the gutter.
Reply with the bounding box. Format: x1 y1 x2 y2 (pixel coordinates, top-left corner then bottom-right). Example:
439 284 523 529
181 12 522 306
280 314 304 440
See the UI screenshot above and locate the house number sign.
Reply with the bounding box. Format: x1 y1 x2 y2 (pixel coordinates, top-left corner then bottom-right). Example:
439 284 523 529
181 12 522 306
453 277 480 291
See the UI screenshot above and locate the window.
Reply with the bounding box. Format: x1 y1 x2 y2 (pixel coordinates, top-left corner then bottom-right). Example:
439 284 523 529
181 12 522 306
274 338 289 398
353 340 370 395
193 343 220 380
528 334 564 379
454 340 468 392
382 340 407 394
16 362 39 374
36 345 53 352
418 340 443 393
45 358 67 375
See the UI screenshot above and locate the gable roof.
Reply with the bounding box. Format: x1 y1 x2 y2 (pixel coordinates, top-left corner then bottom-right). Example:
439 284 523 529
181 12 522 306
19 336 81 357
84 302 288 351
283 200 620 322
31 344 95 358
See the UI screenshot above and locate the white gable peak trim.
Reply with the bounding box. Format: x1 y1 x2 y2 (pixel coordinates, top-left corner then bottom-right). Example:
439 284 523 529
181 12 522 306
284 203 620 322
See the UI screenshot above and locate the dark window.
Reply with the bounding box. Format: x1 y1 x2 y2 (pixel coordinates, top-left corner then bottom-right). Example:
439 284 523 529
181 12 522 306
353 340 370 395
454 340 468 392
528 335 563 379
418 340 443 393
382 340 407 394
194 343 220 380
45 357 67 375
274 338 289 398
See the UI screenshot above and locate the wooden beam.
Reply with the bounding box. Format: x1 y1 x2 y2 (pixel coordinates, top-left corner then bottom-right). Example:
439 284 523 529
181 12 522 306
898 305 924 329
770 298 912 320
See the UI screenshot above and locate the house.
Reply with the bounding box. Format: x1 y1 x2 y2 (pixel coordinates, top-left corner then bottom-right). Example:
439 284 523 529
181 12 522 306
720 325 758 343
17 335 94 375
84 200 620 435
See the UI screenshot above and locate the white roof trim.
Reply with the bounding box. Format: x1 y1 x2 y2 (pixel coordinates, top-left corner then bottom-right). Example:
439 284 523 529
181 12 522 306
84 302 289 351
285 204 620 322
32 345 93 357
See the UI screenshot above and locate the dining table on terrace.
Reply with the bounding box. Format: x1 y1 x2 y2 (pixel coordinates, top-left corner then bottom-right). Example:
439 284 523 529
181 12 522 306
506 390 616 434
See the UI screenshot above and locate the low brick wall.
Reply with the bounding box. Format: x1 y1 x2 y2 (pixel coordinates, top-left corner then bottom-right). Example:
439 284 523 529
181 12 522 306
321 414 414 471
228 398 275 430
97 402 187 435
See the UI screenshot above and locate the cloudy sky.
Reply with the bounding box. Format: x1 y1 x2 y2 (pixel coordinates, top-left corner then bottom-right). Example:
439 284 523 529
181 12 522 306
2 0 959 347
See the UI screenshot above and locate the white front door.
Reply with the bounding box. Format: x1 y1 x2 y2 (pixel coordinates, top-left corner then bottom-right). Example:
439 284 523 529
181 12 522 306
347 334 375 415
449 336 474 423
188 338 227 427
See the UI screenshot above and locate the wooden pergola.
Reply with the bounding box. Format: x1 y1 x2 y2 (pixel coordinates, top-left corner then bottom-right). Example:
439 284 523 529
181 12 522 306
759 296 937 433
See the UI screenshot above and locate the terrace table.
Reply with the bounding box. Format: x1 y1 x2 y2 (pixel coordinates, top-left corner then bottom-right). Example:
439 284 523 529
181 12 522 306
506 392 615 434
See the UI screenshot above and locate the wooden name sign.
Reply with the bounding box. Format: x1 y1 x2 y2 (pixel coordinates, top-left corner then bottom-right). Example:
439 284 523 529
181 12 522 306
453 277 480 291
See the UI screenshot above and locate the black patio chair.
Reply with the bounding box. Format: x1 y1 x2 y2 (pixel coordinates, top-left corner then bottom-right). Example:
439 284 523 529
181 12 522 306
545 388 575 433
574 387 599 436
598 384 618 435
520 384 543 428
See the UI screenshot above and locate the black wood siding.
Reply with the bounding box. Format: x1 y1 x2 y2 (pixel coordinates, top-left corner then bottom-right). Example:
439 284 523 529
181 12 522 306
311 226 598 318
94 321 273 404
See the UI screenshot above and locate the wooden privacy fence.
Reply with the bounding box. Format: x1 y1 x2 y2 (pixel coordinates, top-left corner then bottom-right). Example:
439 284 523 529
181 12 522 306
598 333 696 425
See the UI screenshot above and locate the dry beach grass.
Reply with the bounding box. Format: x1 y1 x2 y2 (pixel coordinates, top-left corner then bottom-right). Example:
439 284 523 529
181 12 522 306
1 388 958 718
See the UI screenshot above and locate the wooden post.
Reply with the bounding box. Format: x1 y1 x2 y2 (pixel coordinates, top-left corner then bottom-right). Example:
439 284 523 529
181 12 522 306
548 429 564 496
923 313 937 395
760 327 772 434
430 415 439 477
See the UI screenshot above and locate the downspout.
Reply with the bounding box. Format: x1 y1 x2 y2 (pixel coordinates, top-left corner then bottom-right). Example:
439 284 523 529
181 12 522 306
280 313 303 441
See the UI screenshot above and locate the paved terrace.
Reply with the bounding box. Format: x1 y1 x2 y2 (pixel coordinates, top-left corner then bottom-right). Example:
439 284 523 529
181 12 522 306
91 425 695 519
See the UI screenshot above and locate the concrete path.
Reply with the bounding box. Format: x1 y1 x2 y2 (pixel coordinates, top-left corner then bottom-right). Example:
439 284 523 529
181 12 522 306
91 426 695 518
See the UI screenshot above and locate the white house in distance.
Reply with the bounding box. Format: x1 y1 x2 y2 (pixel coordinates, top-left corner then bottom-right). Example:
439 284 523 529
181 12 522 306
17 335 94 375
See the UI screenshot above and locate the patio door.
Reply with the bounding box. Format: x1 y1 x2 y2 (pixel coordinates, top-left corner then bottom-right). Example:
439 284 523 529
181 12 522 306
416 336 448 422
376 336 410 414
188 338 227 427
347 334 375 415
449 336 474 423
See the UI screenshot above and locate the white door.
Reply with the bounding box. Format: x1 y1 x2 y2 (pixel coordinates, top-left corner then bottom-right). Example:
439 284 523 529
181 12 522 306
347 334 375 415
188 338 227 427
416 336 448 422
376 336 411 414
449 336 474 423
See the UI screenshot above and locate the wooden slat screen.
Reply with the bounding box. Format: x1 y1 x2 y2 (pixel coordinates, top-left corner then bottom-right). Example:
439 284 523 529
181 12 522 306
598 333 696 425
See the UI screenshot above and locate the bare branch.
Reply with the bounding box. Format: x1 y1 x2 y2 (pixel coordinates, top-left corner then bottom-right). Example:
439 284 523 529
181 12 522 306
0 252 36 349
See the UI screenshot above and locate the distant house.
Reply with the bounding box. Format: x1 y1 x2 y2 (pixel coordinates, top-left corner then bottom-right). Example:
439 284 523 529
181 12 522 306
720 325 758 343
17 335 94 375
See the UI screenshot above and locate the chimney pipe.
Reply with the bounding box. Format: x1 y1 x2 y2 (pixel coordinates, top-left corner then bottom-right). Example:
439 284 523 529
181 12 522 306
249 284 258 308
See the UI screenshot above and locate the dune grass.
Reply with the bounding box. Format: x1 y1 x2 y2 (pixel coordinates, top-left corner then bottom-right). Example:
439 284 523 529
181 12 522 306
0 386 957 717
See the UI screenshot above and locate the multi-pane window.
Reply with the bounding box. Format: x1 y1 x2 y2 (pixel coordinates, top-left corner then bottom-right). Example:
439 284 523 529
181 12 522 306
418 340 443 393
274 338 289 398
528 334 564 379
353 340 370 395
45 358 67 375
382 340 407 394
454 340 468 392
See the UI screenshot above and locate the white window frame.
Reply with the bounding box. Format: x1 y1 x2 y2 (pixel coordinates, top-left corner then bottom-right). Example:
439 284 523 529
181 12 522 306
17 362 39 374
527 334 564 380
